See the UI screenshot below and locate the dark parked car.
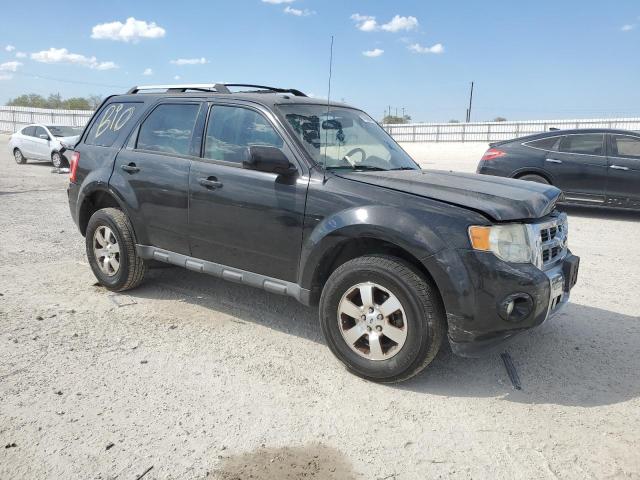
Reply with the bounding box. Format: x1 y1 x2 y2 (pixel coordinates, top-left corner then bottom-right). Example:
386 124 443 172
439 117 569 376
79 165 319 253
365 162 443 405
67 83 579 382
477 129 640 210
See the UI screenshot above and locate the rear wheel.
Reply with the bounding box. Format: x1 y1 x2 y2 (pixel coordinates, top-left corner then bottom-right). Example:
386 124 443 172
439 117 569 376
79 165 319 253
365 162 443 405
319 255 445 383
86 208 146 292
14 148 26 164
518 173 549 184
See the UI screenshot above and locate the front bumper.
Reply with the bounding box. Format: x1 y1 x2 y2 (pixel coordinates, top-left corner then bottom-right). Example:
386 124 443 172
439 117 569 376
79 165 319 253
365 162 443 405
430 249 579 357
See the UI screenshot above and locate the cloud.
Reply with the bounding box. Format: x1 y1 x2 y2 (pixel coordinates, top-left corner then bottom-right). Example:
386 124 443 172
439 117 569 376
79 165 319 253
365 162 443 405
174 75 181 80
30 47 118 69
284 6 315 16
363 48 384 57
0 61 23 72
381 15 418 32
15 52 27 58
262 0 295 3
408 43 444 54
91 17 166 42
5 45 15 52
170 57 208 65
621 24 635 31
143 68 153 76
351 14 378 32
0 73 13 80
351 13 419 32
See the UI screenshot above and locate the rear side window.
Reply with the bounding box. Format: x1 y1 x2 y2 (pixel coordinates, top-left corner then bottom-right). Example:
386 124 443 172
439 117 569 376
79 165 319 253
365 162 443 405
22 126 36 136
526 136 560 151
85 102 141 147
136 103 200 156
611 135 640 159
204 106 283 163
558 134 604 155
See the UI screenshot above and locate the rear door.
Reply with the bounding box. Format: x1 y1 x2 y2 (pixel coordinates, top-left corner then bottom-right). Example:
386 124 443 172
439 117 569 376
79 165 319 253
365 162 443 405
19 126 36 157
32 126 51 159
111 101 204 255
188 102 308 282
544 133 608 204
606 134 640 209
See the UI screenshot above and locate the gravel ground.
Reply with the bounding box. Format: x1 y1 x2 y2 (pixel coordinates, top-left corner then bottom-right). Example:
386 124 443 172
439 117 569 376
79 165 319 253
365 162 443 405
1 134 639 479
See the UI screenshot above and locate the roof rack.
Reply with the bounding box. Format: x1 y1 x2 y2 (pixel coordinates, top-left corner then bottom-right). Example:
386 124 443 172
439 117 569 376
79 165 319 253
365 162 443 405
126 83 307 97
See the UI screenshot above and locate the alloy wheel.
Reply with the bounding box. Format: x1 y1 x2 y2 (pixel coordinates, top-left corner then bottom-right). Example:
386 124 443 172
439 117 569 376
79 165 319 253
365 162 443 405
337 282 408 361
93 226 121 276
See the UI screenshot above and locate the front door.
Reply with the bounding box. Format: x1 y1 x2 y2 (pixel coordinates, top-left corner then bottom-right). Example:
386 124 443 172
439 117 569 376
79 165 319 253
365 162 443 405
188 103 308 282
32 126 51 160
111 102 204 254
606 134 640 209
544 133 608 204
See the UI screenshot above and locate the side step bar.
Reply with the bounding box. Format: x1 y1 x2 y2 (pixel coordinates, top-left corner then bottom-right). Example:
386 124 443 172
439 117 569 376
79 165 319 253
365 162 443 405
136 245 311 305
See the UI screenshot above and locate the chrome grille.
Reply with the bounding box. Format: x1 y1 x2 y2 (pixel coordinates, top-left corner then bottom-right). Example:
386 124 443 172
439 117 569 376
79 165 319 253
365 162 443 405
529 212 569 270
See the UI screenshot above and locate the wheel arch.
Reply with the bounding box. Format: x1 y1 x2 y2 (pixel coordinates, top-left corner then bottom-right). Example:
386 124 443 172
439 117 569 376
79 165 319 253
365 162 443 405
77 185 140 241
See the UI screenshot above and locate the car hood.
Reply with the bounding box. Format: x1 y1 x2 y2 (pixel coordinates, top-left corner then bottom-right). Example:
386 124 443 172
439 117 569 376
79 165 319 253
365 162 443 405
335 169 562 221
56 135 80 146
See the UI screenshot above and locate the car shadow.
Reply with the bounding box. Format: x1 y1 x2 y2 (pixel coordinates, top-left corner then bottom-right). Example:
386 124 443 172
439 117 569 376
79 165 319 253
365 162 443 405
127 268 640 408
560 204 640 222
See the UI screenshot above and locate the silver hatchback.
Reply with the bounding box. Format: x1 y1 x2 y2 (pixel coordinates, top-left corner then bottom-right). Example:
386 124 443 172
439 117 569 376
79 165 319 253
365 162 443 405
8 124 83 167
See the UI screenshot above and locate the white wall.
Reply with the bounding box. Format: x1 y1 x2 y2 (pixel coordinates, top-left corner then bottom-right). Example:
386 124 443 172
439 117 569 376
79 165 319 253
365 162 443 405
400 142 489 173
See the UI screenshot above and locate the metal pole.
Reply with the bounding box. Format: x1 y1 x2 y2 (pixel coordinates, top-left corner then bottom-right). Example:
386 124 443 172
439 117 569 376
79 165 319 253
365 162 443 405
466 81 474 123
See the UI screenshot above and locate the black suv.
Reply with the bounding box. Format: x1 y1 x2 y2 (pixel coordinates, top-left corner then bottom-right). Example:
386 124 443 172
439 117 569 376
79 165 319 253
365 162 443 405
67 83 580 382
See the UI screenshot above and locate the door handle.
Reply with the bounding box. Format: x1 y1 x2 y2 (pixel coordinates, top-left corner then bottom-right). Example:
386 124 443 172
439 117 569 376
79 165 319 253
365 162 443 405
609 165 629 171
198 177 223 189
121 163 140 174
545 158 563 164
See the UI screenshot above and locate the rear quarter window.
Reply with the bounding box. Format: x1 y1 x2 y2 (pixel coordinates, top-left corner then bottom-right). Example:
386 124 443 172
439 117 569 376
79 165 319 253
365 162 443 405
525 136 560 151
84 102 142 147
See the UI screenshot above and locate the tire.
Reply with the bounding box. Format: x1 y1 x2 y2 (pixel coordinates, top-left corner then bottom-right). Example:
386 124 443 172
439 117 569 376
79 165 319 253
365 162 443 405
86 208 146 292
518 174 549 185
319 255 445 383
13 148 26 164
51 151 65 168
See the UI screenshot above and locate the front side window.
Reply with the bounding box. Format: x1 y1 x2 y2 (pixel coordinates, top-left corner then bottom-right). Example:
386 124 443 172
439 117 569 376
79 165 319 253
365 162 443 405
204 106 284 163
611 135 640 159
558 134 604 155
277 104 418 172
34 126 48 139
136 103 200 156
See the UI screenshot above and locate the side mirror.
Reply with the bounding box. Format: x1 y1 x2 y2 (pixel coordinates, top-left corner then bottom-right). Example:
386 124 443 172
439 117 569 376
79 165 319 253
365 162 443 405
39 134 50 140
244 146 297 176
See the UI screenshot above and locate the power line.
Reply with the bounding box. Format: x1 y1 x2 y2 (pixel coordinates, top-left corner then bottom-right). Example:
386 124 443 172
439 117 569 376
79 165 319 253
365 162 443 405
12 71 127 90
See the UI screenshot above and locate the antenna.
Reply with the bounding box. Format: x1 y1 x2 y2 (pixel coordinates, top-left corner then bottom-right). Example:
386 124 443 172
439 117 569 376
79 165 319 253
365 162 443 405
323 35 334 172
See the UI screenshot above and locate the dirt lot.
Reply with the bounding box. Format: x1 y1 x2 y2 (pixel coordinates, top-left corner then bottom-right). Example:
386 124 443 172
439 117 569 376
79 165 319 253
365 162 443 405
1 134 639 479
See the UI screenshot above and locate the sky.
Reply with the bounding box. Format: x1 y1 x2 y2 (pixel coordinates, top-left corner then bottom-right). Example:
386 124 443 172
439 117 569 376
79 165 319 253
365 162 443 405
0 0 638 122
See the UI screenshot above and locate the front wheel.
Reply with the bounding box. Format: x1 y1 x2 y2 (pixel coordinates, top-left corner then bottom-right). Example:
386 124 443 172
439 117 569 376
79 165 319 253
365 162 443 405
51 151 65 168
319 255 445 383
86 208 146 292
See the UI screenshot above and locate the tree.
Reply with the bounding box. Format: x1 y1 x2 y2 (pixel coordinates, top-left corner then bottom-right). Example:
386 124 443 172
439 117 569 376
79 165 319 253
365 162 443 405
493 116 507 122
6 93 97 110
382 114 411 124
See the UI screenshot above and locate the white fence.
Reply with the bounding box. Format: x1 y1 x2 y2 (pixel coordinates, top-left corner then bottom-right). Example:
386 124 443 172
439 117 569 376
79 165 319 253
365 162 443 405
0 106 94 133
2 106 639 144
384 117 640 142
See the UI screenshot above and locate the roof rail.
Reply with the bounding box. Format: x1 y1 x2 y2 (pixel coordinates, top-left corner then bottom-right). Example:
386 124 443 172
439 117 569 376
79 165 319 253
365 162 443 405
127 84 230 94
126 83 307 97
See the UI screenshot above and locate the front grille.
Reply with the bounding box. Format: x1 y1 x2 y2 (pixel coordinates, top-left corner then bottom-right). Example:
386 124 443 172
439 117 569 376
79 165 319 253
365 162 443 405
530 213 568 270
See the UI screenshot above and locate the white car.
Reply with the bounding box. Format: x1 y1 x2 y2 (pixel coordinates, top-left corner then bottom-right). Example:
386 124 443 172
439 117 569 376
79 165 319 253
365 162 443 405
9 124 83 168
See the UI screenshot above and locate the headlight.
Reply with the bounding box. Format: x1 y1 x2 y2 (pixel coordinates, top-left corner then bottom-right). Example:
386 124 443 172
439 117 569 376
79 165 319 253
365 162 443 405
469 224 533 264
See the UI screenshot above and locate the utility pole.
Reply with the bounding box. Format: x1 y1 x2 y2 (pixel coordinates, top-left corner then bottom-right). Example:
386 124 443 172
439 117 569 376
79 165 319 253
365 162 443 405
466 81 474 123
402 107 405 118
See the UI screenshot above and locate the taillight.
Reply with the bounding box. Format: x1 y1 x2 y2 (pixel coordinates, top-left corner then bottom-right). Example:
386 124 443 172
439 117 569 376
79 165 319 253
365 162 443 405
481 148 506 161
69 151 80 183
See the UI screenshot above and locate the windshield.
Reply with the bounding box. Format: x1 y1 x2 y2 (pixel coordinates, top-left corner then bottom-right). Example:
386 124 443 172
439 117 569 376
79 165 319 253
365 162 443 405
278 105 419 172
46 125 83 137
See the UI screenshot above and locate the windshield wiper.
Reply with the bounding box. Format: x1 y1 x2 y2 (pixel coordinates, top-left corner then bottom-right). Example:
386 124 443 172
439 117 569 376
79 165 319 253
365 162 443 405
326 165 388 172
388 166 417 171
